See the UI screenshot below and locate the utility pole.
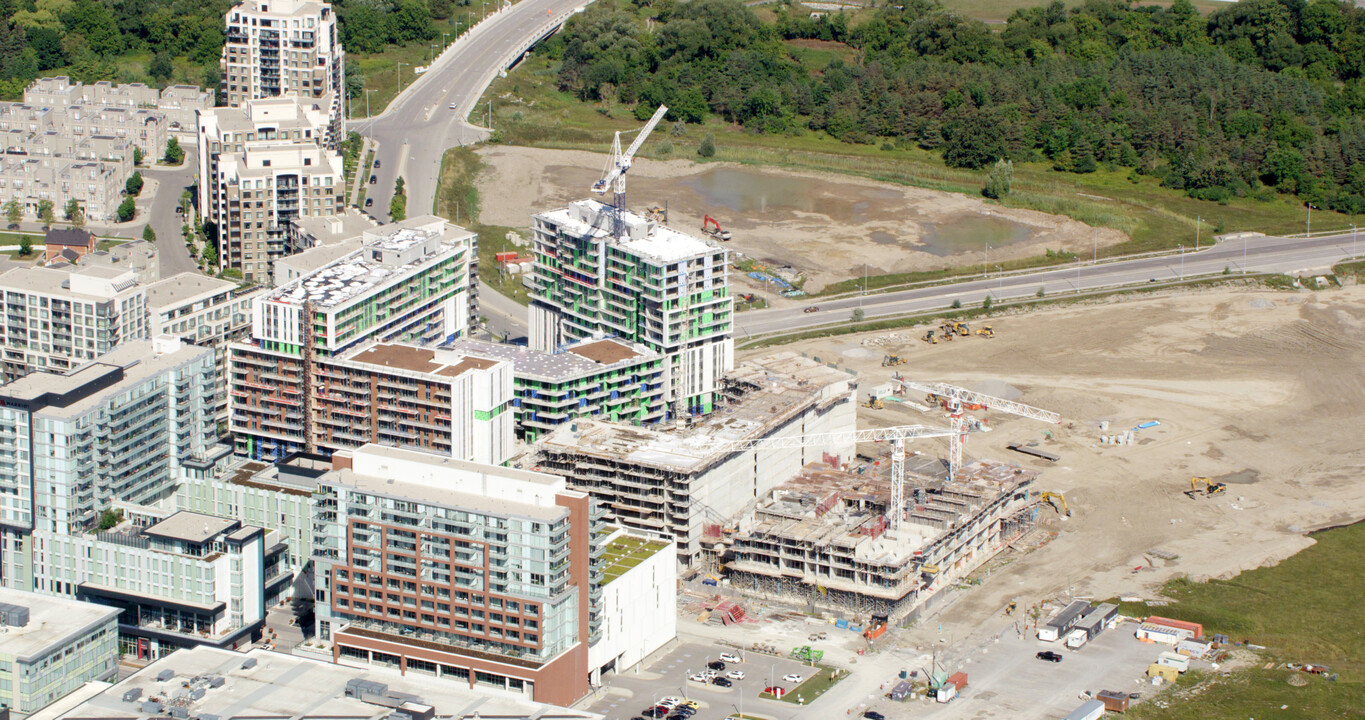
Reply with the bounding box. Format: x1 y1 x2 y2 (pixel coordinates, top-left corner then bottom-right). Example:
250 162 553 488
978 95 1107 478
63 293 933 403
984 243 989 277
1179 244 1184 279
1306 203 1315 236
1195 216 1201 252
1092 228 1097 265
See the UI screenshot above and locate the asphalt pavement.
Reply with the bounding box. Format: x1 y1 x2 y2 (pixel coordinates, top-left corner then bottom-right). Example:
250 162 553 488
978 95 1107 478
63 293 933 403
138 145 201 277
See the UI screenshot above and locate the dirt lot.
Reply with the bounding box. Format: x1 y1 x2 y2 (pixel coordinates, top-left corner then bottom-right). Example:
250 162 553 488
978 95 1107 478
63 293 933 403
476 145 1125 292
757 283 1365 649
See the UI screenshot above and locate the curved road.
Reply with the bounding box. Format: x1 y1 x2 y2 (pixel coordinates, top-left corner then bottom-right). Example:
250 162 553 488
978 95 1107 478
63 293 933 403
361 0 587 222
737 230 1364 338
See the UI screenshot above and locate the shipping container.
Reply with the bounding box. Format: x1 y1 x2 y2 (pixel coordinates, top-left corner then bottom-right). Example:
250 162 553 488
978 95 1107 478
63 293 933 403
1136 622 1195 644
1144 616 1203 638
1064 699 1105 720
1097 689 1131 712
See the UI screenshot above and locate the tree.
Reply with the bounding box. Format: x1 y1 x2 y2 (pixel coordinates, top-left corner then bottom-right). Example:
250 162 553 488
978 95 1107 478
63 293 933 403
133 145 145 166
164 137 184 165
65 199 85 228
982 159 1013 199
390 194 407 222
851 308 865 322
345 59 364 100
951 298 962 309
117 197 136 223
202 242 218 268
698 133 716 158
149 52 173 82
205 66 224 105
142 225 156 242
18 234 31 256
37 199 54 228
97 509 123 531
126 171 144 197
1036 286 1045 298
4 199 20 229
982 295 993 309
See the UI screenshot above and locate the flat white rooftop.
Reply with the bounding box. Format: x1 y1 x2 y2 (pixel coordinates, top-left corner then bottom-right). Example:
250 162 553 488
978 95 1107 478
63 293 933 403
0 587 118 662
538 199 720 263
265 228 445 309
27 645 602 720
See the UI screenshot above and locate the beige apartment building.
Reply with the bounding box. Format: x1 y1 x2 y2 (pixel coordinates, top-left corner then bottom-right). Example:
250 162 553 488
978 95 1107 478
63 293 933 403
24 76 213 132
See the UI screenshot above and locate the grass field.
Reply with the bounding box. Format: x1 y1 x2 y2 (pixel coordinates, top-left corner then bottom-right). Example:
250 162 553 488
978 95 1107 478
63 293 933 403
435 146 531 306
476 53 1362 281
1118 521 1365 719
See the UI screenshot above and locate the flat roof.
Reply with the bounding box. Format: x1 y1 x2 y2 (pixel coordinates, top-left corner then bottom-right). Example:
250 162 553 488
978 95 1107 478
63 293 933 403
600 534 669 586
264 228 451 309
144 273 242 310
344 343 499 378
0 339 211 417
0 587 119 663
327 467 567 524
291 209 375 245
0 264 135 297
143 511 237 544
538 199 720 263
445 337 655 382
27 645 602 720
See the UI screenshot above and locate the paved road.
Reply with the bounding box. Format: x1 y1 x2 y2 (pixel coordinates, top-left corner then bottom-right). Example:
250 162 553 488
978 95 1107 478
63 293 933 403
478 279 530 341
139 145 201 277
361 0 587 222
736 231 1365 339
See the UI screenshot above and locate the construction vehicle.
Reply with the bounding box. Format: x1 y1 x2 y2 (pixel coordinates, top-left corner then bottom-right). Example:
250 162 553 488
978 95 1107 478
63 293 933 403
862 397 884 410
899 380 1062 482
975 326 994 338
1041 491 1071 517
646 204 668 223
864 614 889 641
882 354 906 367
947 321 970 336
701 215 732 241
922 330 937 344
1006 600 1017 616
790 646 824 662
591 105 668 236
1186 476 1227 499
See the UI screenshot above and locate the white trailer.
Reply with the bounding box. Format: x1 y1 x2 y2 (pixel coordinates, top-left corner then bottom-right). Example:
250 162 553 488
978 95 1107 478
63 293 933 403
1065 629 1089 650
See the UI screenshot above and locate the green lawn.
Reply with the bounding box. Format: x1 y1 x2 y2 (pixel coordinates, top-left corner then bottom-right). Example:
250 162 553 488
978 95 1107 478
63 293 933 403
778 663 845 705
475 53 1363 286
1120 521 1365 719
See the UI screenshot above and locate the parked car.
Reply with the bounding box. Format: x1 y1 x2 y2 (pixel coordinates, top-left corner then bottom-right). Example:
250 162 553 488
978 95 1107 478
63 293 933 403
370 175 377 184
726 670 745 680
365 198 373 207
783 673 804 684
687 673 707 683
681 701 699 710
669 710 693 720
373 160 381 168
701 669 719 679
719 652 742 663
707 660 726 671
864 712 886 720
641 708 666 719
659 697 682 709
710 677 732 688
449 103 458 109
1036 651 1064 663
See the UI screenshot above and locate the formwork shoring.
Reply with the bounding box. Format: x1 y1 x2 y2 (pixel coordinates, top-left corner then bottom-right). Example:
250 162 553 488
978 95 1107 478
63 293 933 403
730 571 896 620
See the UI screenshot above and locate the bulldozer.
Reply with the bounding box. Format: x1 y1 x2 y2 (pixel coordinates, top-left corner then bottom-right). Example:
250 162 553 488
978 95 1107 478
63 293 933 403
922 329 937 344
862 397 885 410
1186 476 1227 499
975 326 994 338
882 354 906 367
1041 491 1072 518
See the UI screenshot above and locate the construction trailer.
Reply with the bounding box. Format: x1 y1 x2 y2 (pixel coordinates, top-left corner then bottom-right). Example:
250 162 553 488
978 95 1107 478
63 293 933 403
936 672 967 703
1157 651 1190 673
1074 603 1118 641
1097 690 1131 713
890 680 914 701
1176 638 1213 658
1064 699 1105 720
1038 601 1092 642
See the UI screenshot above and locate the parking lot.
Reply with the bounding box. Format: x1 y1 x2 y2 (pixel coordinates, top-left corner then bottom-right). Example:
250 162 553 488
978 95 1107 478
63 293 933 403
586 641 833 720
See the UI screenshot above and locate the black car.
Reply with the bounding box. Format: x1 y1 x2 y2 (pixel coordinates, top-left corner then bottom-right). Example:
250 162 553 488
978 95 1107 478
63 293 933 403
373 160 381 168
365 198 373 207
864 712 886 720
641 709 667 719
710 676 732 687
370 175 377 184
707 660 725 670
1036 650 1064 662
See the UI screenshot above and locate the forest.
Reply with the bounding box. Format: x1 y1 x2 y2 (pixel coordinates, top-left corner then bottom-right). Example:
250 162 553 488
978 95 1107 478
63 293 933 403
0 0 462 100
550 0 1365 214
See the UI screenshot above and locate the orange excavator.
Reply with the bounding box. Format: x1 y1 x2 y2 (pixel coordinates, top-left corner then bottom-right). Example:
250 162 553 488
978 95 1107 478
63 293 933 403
702 215 732 241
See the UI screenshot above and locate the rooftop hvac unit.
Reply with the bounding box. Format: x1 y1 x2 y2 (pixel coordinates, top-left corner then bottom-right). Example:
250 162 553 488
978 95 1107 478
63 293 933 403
170 706 189 719
241 658 257 670
157 670 176 682
209 676 226 688
141 701 163 714
122 689 143 704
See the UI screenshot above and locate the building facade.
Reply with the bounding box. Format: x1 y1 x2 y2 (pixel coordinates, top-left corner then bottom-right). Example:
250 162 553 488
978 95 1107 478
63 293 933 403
24 76 212 132
0 338 218 590
220 0 345 147
0 588 119 714
197 96 342 282
528 200 733 418
146 273 267 423
0 265 148 382
446 337 666 441
312 445 601 707
0 107 134 223
528 352 856 565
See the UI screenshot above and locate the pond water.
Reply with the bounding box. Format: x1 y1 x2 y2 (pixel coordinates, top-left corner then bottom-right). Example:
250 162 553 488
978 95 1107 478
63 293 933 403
917 216 1037 257
680 167 898 223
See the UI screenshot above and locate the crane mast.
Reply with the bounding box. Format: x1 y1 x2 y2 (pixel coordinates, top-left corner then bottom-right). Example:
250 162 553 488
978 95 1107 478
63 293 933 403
591 105 669 236
897 380 1061 481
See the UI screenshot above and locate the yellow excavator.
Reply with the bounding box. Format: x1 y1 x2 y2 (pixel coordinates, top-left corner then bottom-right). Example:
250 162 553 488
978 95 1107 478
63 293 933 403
948 321 971 336
1186 477 1227 499
975 326 994 338
882 354 906 367
1041 491 1072 517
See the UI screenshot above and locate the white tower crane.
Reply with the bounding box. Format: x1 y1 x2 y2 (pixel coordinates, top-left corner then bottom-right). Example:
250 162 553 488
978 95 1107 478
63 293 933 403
718 424 975 533
897 381 1061 482
591 105 669 235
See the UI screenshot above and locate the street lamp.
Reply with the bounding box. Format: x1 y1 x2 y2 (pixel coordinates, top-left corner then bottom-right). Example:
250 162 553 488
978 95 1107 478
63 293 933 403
442 31 450 47
1178 244 1184 280
1194 215 1201 252
996 266 1002 298
983 243 989 277
1306 203 1317 236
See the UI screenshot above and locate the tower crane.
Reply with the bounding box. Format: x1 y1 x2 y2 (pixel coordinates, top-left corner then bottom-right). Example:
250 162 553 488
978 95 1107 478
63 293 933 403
591 104 669 236
896 381 1061 482
718 424 977 533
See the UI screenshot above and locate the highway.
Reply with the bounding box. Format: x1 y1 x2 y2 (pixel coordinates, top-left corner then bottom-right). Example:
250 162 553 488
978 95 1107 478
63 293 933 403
735 230 1364 338
360 0 586 222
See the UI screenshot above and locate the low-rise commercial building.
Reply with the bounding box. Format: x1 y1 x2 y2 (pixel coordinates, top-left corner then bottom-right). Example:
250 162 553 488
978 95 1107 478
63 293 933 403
146 273 266 423
0 338 218 590
312 444 601 707
0 264 149 381
528 351 856 565
26 645 602 720
446 337 666 441
0 588 119 714
31 510 283 661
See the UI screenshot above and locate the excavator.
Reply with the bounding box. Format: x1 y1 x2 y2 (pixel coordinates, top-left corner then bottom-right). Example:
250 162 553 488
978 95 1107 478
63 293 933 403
1041 491 1071 518
975 326 994 338
1186 476 1227 499
922 329 938 344
947 321 971 337
938 324 954 341
882 354 906 367
701 215 732 241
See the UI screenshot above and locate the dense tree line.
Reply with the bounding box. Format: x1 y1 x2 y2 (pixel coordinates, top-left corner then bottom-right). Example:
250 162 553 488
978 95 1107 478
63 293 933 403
552 0 1365 214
